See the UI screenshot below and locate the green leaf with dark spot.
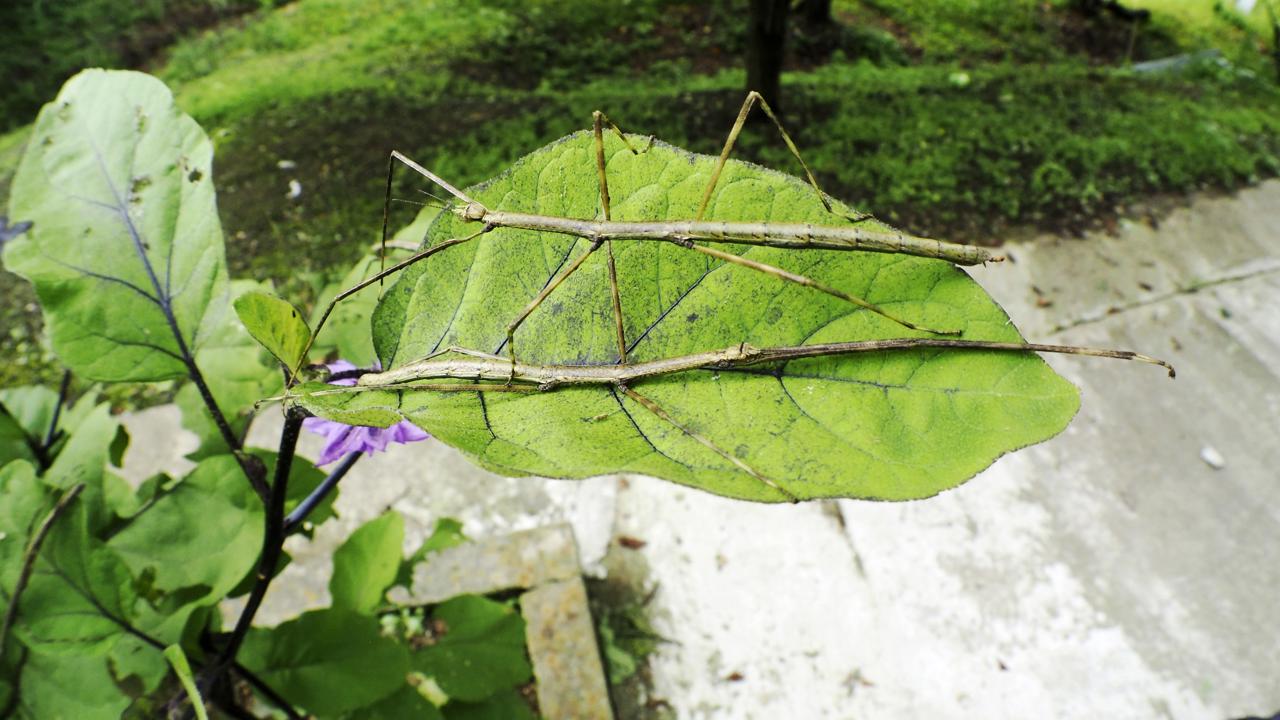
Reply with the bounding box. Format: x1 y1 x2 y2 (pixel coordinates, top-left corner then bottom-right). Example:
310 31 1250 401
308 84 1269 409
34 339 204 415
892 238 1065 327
442 689 536 720
233 290 312 372
239 609 409 714
414 595 531 703
107 455 263 603
4 69 227 382
330 511 404 614
295 132 1079 502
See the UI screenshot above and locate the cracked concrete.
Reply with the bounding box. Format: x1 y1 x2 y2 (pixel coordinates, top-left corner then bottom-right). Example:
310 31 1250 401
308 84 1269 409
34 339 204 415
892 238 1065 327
118 179 1280 719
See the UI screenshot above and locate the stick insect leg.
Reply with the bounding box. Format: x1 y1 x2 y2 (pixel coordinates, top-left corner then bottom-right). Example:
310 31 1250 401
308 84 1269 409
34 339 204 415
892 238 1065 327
296 226 493 379
504 240 606 382
593 110 654 364
680 241 961 336
618 385 798 503
696 91 870 225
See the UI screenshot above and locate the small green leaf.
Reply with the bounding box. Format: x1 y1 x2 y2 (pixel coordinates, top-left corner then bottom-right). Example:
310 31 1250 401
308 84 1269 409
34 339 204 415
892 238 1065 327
331 511 404 614
233 290 312 373
5 69 228 382
239 609 410 714
415 595 532 702
107 424 129 468
107 455 263 602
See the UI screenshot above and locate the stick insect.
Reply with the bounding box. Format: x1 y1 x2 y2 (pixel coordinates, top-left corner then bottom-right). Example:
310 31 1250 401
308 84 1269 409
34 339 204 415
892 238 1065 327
288 92 1174 502
297 338 1172 502
301 91 1003 379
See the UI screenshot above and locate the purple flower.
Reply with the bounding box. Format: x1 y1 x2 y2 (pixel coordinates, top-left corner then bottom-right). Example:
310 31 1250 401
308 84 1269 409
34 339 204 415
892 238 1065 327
302 360 430 465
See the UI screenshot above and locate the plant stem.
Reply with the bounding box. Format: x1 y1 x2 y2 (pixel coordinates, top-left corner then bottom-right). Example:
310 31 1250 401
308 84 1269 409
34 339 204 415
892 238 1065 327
39 370 71 452
283 451 360 536
185 355 270 501
203 407 303 691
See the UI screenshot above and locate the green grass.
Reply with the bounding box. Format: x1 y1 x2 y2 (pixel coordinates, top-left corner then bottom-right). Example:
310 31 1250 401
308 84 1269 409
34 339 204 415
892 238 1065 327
2 0 1278 394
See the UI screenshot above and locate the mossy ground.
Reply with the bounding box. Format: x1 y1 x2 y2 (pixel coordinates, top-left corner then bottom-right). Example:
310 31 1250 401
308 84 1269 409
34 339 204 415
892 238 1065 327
2 0 1278 392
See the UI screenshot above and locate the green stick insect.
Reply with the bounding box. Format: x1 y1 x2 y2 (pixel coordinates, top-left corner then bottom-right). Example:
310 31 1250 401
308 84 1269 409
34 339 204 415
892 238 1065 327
289 93 1173 503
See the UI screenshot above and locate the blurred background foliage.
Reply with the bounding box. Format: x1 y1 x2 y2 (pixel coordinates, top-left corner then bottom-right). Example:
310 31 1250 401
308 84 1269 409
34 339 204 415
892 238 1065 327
2 0 1278 395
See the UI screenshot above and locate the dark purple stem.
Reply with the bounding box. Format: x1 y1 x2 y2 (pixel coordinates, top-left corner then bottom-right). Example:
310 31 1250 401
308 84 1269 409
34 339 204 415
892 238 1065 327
283 451 360 535
39 370 71 451
202 407 303 694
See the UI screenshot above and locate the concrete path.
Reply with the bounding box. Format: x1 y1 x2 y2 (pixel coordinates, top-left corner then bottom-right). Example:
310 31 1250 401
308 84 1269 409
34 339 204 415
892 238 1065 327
120 180 1280 719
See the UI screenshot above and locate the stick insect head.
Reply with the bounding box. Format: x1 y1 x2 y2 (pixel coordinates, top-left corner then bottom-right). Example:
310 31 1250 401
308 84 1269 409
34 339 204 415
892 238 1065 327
457 201 489 222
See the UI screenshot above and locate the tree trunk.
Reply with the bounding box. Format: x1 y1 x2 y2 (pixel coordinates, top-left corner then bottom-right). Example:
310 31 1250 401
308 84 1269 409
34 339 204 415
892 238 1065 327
746 0 790 111
798 0 833 26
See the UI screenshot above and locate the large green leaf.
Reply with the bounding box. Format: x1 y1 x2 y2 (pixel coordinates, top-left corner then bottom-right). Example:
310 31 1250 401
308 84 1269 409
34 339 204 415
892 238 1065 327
297 132 1079 502
15 502 143 656
239 609 410 714
107 455 263 603
4 69 227 382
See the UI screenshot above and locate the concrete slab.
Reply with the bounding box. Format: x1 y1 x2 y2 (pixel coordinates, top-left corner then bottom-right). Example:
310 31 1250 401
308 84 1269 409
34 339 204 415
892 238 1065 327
618 179 1280 719
392 524 581 606
524 578 614 720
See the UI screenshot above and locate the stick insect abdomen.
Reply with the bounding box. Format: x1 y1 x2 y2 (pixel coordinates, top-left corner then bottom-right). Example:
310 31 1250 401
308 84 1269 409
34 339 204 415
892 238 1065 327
465 209 1000 266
